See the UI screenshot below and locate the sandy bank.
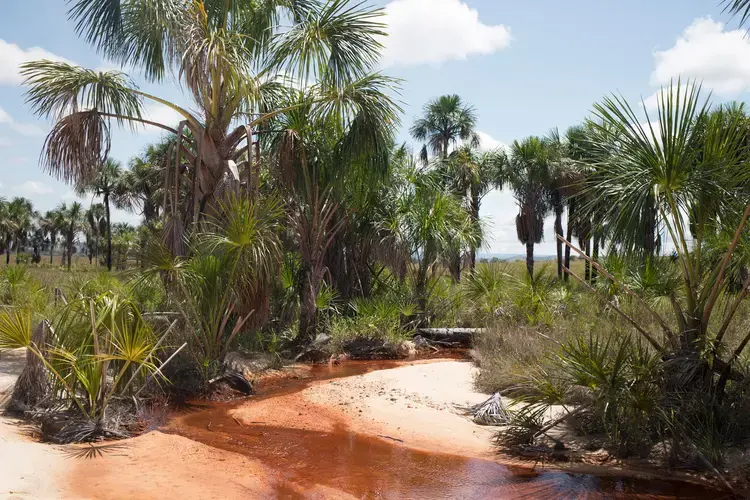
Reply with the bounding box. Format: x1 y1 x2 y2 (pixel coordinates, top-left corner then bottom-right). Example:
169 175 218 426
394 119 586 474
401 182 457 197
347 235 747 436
232 360 496 458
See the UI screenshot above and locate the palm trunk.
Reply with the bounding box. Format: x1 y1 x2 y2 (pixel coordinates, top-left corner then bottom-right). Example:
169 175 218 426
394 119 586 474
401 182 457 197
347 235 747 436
584 238 591 282
299 268 321 341
469 186 480 273
591 234 600 284
526 241 535 277
554 204 564 279
564 200 575 281
5 234 11 265
105 193 112 271
49 235 55 264
67 235 72 271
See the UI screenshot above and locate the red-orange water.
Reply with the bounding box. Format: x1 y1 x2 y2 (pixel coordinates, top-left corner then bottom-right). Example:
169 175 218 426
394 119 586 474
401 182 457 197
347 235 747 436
168 360 731 499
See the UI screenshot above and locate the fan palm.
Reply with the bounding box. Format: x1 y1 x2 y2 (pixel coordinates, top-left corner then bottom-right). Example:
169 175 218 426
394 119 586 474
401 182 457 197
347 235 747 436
584 81 750 393
39 209 66 265
724 0 750 25
410 94 479 162
77 159 131 270
58 202 85 271
443 145 506 272
507 137 554 277
86 204 107 265
380 156 480 317
7 198 35 264
21 0 399 242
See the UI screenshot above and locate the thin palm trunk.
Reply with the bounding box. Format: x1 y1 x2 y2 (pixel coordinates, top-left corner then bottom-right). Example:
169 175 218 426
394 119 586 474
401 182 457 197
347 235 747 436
105 193 112 271
564 200 576 281
591 234 600 284
469 185 480 273
554 204 564 279
49 234 55 264
584 237 591 282
5 234 11 265
526 240 535 277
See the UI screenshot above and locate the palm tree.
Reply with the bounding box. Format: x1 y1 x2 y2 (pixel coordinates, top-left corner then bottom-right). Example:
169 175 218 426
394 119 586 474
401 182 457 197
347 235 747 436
410 95 479 162
507 137 553 277
410 95 480 282
21 0 399 242
58 202 84 271
86 204 106 265
77 159 131 270
0 199 11 264
586 81 750 393
8 198 34 264
39 209 66 265
443 145 506 272
264 88 399 340
380 156 480 317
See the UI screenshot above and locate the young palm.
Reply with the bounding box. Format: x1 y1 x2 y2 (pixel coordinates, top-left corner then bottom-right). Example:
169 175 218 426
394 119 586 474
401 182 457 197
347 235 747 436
21 0 399 238
507 137 554 277
77 159 131 270
585 81 750 393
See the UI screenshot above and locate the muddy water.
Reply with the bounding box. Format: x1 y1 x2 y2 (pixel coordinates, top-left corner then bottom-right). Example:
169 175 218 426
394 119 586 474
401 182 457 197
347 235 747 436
168 360 729 499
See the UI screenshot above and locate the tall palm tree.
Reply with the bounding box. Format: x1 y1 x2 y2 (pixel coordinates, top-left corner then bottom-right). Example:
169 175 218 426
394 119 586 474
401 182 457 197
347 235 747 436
8 198 34 264
410 95 479 162
411 95 480 282
507 137 553 277
0 199 11 264
39 209 66 265
264 87 399 340
77 159 131 270
21 0 399 242
86 203 106 265
58 202 84 271
379 156 480 317
443 145 506 272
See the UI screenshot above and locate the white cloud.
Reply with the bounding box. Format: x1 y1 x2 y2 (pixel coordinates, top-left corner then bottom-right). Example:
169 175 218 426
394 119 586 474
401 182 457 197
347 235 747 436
0 105 44 136
476 131 507 152
141 102 186 134
380 0 511 67
0 39 72 86
15 181 53 195
650 18 750 97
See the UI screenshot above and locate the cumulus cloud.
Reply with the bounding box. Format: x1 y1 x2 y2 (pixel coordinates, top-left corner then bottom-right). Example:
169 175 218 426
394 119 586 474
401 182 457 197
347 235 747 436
476 131 507 152
380 0 511 67
15 181 53 195
0 39 72 86
647 17 750 103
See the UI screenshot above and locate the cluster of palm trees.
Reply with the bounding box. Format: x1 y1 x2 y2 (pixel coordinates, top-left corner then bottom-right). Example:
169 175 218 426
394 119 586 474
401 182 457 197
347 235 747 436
0 153 158 271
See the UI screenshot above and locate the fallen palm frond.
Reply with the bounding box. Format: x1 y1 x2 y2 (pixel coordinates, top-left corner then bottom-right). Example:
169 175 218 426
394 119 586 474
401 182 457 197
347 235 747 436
463 392 512 426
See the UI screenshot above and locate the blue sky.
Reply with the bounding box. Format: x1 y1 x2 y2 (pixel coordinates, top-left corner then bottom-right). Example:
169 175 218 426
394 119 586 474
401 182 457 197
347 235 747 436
0 0 747 254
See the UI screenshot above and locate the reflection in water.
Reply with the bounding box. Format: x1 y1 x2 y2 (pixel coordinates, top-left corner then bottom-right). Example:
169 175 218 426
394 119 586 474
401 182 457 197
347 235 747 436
168 361 729 499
